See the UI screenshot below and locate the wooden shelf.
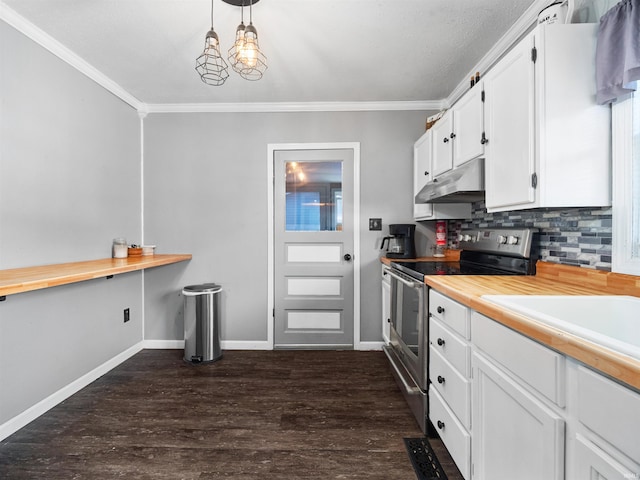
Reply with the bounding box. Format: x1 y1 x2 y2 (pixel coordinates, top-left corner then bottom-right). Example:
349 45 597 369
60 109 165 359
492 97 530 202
0 254 192 298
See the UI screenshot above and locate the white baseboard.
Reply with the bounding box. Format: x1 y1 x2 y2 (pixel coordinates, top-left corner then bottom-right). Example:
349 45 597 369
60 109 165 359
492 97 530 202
357 341 384 351
221 340 272 350
142 339 273 350
143 339 382 351
0 341 144 442
143 339 184 349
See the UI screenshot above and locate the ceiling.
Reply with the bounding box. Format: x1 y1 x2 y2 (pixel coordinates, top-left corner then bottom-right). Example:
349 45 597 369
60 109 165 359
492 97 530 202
1 0 540 107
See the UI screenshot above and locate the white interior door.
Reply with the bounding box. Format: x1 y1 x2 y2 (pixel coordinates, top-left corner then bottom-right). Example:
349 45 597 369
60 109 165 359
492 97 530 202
273 148 355 349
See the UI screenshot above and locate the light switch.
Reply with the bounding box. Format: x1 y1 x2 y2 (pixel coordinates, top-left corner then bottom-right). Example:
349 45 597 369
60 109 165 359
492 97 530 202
369 218 382 231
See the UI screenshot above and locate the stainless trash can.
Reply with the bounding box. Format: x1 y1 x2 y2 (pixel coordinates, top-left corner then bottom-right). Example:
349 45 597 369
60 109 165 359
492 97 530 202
182 283 222 364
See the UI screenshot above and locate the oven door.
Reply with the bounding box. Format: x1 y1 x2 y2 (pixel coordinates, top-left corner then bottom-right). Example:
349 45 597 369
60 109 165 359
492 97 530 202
383 268 428 433
387 268 428 389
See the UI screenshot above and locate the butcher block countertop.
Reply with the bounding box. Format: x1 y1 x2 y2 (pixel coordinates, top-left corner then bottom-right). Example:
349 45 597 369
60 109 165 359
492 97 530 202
0 254 192 297
423 261 640 391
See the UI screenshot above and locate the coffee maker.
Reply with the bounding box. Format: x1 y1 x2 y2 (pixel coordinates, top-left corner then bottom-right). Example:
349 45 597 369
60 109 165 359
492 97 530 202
380 224 417 259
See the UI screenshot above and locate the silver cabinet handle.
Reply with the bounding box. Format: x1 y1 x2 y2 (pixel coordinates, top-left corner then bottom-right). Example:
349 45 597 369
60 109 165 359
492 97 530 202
386 269 422 289
383 347 422 395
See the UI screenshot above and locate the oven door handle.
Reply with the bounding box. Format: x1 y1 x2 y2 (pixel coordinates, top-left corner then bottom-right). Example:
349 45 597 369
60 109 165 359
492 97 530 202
386 269 422 289
382 346 422 395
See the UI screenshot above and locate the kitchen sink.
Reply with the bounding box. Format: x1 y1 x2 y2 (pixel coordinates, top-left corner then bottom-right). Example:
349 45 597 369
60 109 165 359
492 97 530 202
481 295 640 360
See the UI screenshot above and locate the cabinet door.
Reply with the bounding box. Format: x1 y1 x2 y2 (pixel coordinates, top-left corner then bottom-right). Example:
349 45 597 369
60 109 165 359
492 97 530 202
573 434 639 480
431 112 454 178
381 268 391 344
413 130 434 220
472 352 565 480
483 32 536 212
453 87 484 167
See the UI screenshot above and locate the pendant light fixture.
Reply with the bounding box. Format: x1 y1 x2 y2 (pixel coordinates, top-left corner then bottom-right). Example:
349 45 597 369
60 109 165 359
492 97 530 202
227 3 247 74
196 0 267 86
232 0 267 81
195 0 229 86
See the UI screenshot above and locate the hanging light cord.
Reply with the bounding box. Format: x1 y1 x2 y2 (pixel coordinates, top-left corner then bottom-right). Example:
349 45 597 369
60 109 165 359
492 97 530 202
209 0 214 30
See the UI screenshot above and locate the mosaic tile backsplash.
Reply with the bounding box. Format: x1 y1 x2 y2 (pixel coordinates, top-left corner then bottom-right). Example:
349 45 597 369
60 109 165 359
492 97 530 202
447 201 613 271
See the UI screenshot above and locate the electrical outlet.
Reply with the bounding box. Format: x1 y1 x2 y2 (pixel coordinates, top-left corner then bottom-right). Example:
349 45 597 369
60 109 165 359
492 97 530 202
369 218 382 231
124 308 130 323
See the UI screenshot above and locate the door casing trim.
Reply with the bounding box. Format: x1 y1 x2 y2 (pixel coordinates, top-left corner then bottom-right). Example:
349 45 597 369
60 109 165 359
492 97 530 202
267 142 361 350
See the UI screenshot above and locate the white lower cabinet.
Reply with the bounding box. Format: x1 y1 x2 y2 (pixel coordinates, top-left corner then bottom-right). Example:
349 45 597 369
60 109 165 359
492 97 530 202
573 433 639 479
472 351 565 480
430 385 471 479
381 265 391 344
427 289 640 480
568 364 640 478
429 290 472 478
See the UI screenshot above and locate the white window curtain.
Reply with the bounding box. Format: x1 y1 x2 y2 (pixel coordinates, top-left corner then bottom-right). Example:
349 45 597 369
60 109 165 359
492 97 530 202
596 0 640 104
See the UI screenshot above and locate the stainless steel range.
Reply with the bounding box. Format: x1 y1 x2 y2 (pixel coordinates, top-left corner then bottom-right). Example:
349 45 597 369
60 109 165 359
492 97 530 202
382 228 538 433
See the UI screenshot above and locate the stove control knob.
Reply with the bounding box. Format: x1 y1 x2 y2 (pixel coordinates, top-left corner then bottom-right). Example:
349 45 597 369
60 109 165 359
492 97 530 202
497 235 507 244
457 234 464 242
507 235 519 245
463 234 472 242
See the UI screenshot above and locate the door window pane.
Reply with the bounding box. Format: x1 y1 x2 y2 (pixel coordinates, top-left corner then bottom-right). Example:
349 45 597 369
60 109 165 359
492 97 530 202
285 161 343 231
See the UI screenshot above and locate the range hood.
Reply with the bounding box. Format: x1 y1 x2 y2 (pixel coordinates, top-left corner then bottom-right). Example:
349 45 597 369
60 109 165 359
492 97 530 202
415 157 485 204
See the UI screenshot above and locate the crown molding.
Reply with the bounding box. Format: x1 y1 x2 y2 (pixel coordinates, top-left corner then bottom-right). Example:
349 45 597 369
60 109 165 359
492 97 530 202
444 0 548 108
0 3 144 111
3 0 543 115
144 100 443 114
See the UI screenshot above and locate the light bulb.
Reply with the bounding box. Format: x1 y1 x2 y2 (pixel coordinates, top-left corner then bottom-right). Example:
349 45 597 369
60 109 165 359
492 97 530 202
231 23 245 60
242 43 258 68
240 25 260 68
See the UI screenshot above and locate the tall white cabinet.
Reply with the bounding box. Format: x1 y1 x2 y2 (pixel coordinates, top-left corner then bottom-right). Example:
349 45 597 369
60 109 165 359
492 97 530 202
483 23 611 213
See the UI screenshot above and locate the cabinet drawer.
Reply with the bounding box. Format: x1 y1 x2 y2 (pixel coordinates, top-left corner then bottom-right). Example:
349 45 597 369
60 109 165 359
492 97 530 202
430 347 471 428
472 312 565 407
429 385 471 479
578 366 640 462
430 317 471 377
429 290 470 339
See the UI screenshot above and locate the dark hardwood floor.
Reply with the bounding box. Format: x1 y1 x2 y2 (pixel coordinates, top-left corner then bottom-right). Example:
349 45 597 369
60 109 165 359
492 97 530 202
0 350 462 479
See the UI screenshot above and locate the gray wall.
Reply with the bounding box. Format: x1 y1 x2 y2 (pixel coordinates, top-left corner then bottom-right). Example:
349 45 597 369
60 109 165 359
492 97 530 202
0 21 141 424
143 111 429 343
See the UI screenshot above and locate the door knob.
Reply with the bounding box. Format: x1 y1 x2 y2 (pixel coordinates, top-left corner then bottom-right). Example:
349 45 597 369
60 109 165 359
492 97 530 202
344 254 352 261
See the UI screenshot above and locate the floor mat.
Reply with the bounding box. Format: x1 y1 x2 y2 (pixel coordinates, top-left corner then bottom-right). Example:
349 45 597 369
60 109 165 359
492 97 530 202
404 437 448 480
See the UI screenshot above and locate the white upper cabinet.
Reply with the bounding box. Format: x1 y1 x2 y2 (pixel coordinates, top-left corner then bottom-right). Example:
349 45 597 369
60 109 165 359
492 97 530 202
483 35 535 210
431 111 454 177
413 129 471 221
431 88 485 178
452 86 485 168
483 23 611 213
414 129 435 220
